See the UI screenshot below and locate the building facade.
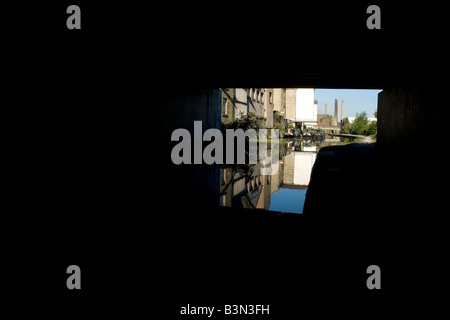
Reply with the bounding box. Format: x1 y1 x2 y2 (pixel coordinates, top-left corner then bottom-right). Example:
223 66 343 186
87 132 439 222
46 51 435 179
220 88 274 129
220 88 235 125
285 88 318 130
273 88 286 115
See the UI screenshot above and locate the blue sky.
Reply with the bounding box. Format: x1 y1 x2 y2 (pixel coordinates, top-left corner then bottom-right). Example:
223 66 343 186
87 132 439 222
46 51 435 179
314 89 382 118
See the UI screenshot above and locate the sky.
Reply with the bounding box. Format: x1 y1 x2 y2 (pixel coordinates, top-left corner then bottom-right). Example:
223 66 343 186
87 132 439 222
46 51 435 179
314 89 382 118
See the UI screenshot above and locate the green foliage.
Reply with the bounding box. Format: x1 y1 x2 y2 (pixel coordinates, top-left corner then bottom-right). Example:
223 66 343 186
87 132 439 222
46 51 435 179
342 122 351 134
349 111 377 136
222 112 261 131
366 121 377 135
339 137 357 145
272 111 286 137
351 111 369 135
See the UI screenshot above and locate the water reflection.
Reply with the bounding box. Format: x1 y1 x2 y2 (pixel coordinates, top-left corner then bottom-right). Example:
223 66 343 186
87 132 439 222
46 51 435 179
219 137 341 213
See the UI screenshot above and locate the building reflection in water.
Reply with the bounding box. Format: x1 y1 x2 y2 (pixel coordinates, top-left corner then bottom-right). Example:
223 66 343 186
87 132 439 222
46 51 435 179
219 138 340 213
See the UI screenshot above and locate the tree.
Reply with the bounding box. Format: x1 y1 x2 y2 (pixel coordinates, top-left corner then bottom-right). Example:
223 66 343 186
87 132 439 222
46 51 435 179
367 121 377 135
351 111 369 135
342 122 351 134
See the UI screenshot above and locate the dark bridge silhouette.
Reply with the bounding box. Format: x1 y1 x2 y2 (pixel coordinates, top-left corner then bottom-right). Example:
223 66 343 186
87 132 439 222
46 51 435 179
21 3 448 318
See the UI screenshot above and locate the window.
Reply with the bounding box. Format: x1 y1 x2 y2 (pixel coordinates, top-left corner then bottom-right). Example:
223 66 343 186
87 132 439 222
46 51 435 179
261 92 264 102
256 90 260 102
222 97 228 114
269 92 273 104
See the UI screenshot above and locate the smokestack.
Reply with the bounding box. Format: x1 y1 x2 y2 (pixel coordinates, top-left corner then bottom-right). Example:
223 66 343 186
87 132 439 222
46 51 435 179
341 100 344 121
324 103 327 115
334 99 338 118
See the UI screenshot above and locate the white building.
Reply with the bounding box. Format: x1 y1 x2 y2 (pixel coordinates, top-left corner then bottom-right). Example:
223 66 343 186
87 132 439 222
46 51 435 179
296 89 316 120
347 116 377 124
286 88 318 129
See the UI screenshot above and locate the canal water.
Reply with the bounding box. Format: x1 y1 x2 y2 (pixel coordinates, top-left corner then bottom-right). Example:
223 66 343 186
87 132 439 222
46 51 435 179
219 137 342 214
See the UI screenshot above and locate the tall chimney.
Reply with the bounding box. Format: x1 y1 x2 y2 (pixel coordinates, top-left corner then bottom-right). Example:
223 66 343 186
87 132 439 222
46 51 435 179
341 100 344 121
334 99 338 118
324 103 327 115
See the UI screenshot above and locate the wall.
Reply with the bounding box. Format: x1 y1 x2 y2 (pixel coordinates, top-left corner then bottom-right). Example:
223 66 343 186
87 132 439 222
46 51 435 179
248 88 265 118
264 88 274 128
148 88 222 209
317 114 337 127
376 86 448 217
296 89 316 122
221 88 234 124
286 89 296 120
377 87 428 151
273 88 286 114
235 88 248 119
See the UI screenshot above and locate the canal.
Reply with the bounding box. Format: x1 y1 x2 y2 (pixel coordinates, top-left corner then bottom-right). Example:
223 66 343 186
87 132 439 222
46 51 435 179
219 136 346 214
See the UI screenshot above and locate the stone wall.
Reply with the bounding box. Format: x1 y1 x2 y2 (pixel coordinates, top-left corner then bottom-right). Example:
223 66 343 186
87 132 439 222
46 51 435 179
221 88 234 125
286 89 296 121
264 88 274 128
248 88 265 118
273 88 286 114
234 88 248 119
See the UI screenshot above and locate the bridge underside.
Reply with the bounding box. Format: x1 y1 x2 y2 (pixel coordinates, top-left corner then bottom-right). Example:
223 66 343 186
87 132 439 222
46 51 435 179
28 1 447 222
15 3 449 317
